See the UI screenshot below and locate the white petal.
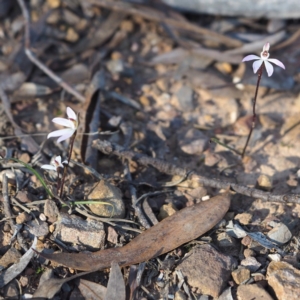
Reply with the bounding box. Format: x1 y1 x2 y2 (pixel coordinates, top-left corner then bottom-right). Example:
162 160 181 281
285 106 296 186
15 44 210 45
52 118 74 128
55 155 61 165
56 129 74 143
41 164 56 170
263 42 270 52
62 160 68 165
264 60 274 77
47 128 71 139
268 58 285 69
242 55 260 62
252 60 263 73
67 107 77 120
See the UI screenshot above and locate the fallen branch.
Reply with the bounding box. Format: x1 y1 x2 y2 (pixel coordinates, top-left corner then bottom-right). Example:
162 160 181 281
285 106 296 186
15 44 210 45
87 0 242 48
92 139 300 204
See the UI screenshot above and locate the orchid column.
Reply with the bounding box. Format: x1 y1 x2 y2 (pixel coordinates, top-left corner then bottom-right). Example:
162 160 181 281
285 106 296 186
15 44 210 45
241 43 285 158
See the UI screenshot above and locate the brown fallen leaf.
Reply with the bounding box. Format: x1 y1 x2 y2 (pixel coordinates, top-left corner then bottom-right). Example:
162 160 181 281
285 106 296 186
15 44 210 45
78 279 107 300
38 192 231 271
32 268 91 298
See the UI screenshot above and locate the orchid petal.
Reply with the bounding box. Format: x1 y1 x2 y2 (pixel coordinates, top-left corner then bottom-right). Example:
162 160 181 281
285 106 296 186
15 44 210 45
55 156 62 163
263 43 270 52
264 61 274 77
242 55 260 62
52 118 74 128
47 128 72 139
252 60 263 74
56 130 74 143
54 156 64 167
268 58 285 70
41 164 56 171
67 107 77 120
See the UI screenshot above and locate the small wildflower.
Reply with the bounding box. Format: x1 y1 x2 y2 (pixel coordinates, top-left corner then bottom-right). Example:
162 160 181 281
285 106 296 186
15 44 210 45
47 107 78 143
242 43 285 77
41 156 67 171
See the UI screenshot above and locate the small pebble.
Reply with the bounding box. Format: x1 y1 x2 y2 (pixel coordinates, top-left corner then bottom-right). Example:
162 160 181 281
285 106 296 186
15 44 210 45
267 222 292 245
257 174 273 191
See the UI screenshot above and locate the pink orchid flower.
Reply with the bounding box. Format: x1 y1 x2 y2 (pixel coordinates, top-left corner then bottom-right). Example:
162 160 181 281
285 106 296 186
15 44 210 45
47 107 78 143
242 43 285 77
41 155 67 171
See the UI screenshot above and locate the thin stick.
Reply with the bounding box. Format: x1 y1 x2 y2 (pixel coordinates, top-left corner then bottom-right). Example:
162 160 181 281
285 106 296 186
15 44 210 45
92 139 300 204
241 65 263 158
17 0 85 103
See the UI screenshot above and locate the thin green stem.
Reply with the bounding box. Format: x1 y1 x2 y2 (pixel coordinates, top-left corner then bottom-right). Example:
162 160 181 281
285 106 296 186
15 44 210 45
241 65 263 158
210 137 242 156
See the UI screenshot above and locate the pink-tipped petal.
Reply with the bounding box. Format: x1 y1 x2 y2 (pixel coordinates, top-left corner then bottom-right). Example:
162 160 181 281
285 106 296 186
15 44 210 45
56 130 74 143
268 58 285 69
263 42 270 52
47 128 70 139
66 107 77 120
264 60 274 77
242 55 260 62
52 118 74 128
252 59 263 74
55 156 62 164
41 164 56 170
54 156 64 167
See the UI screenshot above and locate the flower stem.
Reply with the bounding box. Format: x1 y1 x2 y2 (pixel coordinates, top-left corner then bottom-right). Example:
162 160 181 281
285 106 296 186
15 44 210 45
56 168 61 195
241 65 263 158
59 132 76 198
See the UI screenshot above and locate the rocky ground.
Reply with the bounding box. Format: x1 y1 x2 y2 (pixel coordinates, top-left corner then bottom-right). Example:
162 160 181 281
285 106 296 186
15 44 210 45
0 0 300 299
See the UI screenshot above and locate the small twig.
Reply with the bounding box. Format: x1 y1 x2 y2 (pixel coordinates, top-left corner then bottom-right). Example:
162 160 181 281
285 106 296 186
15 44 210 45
17 0 85 103
74 207 142 233
92 139 300 204
120 122 151 228
2 173 15 231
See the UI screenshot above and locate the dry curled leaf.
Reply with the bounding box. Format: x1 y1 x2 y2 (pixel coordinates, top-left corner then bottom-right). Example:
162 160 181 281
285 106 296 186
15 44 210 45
38 192 231 271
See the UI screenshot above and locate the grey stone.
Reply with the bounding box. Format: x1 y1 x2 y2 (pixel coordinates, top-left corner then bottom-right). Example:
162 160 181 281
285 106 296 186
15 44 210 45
231 267 250 284
177 127 209 155
44 199 60 223
237 283 273 300
175 85 194 111
240 257 261 273
88 180 125 218
175 244 236 297
54 213 105 250
267 222 292 245
26 219 49 237
267 261 300 300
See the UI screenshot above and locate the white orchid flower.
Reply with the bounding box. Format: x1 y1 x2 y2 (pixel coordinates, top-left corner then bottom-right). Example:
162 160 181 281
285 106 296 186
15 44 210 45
242 43 285 77
47 107 78 143
41 155 67 171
